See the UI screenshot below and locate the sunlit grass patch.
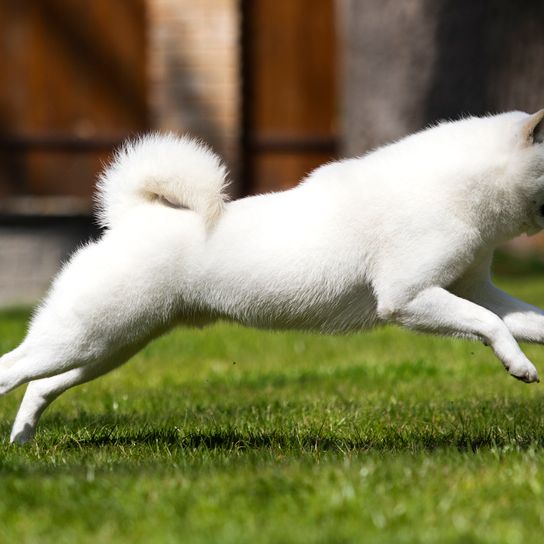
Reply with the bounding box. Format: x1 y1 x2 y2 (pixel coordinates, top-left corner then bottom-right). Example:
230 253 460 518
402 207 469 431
0 276 543 542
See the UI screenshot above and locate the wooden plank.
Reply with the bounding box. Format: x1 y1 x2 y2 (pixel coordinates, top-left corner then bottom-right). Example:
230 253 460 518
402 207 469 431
252 151 335 193
0 0 147 205
243 0 337 193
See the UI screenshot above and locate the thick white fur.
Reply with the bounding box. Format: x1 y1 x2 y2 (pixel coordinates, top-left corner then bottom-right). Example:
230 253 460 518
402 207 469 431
95 133 229 228
4 111 544 445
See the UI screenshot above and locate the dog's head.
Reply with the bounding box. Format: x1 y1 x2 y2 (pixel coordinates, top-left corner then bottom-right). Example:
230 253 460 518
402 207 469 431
508 110 544 233
413 110 544 240
487 109 544 234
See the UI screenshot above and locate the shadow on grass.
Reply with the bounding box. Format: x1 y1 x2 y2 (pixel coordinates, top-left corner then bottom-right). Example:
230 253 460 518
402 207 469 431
29 396 544 455
1 400 543 477
57 426 544 455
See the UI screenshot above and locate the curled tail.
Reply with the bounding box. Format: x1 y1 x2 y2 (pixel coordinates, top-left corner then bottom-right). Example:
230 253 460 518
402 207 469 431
96 133 229 229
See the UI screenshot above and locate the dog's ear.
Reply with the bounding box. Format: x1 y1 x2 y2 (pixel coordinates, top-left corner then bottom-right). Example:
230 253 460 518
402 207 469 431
523 109 544 144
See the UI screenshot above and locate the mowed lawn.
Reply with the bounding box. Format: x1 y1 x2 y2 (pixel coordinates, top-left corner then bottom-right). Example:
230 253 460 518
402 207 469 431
1 272 544 542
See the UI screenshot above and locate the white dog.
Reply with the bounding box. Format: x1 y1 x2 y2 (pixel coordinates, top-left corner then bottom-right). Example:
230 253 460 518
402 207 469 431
2 110 544 444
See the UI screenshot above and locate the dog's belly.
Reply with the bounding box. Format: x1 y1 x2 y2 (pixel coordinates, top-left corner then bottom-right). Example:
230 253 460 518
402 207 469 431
202 279 379 334
246 285 378 333
192 187 379 333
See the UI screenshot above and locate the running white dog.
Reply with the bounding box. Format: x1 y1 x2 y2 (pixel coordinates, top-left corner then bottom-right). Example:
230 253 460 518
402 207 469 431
3 110 544 444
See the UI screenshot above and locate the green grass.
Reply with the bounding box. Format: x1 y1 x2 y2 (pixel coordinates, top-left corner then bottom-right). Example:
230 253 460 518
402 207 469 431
2 275 544 542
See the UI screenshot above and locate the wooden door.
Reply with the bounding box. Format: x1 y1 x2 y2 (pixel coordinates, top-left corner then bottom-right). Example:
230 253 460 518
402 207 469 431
242 0 338 194
0 0 147 214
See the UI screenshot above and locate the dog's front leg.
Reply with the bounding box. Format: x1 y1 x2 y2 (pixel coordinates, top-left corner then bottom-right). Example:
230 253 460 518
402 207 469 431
379 286 539 383
452 281 544 344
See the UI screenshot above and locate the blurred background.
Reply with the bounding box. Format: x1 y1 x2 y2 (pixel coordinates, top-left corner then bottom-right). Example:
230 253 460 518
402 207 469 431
0 0 543 306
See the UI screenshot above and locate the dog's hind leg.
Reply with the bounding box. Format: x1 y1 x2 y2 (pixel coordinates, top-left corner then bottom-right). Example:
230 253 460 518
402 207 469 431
0 345 28 369
0 352 85 396
9 358 123 445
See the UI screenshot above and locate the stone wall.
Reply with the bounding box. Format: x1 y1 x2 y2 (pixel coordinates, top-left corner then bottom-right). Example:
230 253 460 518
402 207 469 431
339 0 544 156
147 0 241 186
0 219 97 307
338 0 437 157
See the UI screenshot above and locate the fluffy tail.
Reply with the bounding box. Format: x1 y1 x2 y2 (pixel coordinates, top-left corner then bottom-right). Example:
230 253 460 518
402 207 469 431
95 133 229 229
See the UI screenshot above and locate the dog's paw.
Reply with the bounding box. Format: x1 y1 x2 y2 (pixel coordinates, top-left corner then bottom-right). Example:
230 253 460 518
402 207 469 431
508 362 539 384
9 423 36 446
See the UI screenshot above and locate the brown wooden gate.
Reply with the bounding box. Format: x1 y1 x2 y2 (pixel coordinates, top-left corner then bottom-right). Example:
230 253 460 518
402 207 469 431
241 0 338 194
0 0 147 214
